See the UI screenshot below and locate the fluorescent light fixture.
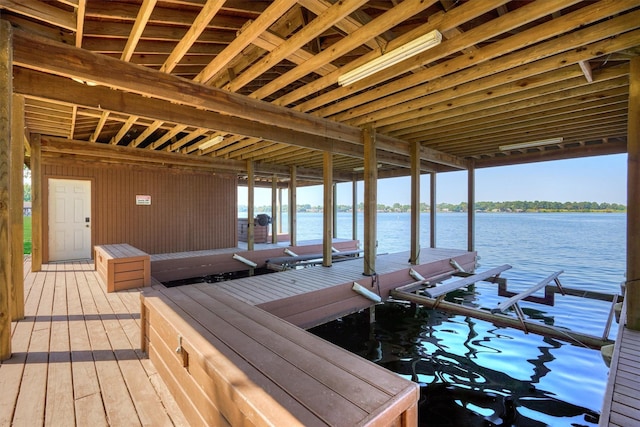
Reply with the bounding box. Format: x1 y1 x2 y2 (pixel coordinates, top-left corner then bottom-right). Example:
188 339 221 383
71 77 98 86
199 135 224 150
353 163 383 172
338 29 442 87
499 137 564 151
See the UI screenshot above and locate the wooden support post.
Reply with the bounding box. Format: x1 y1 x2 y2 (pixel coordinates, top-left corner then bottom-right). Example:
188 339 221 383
31 134 42 271
289 165 297 246
430 172 436 248
0 19 12 360
352 178 358 242
369 305 376 324
10 94 25 320
363 126 377 276
332 183 337 239
247 161 254 251
627 56 640 330
323 152 333 267
278 188 283 235
467 160 475 253
271 175 277 244
410 141 420 264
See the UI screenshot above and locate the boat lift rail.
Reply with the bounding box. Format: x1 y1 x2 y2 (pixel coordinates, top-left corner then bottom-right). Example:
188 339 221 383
390 262 622 349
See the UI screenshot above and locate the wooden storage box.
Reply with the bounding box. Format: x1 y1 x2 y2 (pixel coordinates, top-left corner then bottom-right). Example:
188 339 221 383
141 285 419 426
95 244 150 292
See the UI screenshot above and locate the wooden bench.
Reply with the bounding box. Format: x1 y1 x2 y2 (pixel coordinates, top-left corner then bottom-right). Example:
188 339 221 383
94 244 150 292
141 284 419 426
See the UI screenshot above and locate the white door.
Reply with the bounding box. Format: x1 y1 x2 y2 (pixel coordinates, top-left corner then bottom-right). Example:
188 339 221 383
48 178 92 261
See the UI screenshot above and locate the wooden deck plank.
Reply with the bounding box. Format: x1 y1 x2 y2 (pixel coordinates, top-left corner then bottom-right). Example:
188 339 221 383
87 265 175 427
12 266 54 426
77 266 143 427
99 283 190 427
0 265 44 426
44 263 76 426
68 264 109 427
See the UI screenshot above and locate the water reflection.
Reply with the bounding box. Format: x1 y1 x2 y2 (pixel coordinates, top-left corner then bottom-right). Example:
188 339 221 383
310 302 601 427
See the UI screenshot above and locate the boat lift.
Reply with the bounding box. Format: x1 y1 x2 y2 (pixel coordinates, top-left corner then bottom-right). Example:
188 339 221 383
390 260 622 350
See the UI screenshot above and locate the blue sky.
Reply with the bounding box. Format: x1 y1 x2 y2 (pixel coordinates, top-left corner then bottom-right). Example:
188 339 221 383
241 153 627 206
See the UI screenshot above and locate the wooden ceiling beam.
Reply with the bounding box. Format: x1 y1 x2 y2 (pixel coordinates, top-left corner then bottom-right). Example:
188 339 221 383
84 0 246 30
11 29 359 144
83 39 224 55
13 68 366 157
11 31 466 168
81 20 236 43
40 136 246 173
0 0 76 31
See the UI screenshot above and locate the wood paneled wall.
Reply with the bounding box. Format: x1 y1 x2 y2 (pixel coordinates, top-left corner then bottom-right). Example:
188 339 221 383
41 161 237 259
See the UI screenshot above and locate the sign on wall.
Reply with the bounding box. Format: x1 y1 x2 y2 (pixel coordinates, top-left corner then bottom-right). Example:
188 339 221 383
136 195 151 205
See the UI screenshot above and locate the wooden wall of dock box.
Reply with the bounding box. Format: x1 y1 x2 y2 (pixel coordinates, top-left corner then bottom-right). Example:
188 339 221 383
41 162 237 260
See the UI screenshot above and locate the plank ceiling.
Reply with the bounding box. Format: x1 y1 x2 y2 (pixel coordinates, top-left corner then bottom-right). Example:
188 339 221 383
2 0 639 184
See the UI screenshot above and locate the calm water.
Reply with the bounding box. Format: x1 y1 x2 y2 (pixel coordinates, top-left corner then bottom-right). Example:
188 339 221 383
284 212 626 426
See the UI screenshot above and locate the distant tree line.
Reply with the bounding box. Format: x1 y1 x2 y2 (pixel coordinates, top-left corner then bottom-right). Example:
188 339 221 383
448 200 626 213
240 200 625 214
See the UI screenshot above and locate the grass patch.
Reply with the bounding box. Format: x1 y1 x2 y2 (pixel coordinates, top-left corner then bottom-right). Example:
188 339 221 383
24 216 32 254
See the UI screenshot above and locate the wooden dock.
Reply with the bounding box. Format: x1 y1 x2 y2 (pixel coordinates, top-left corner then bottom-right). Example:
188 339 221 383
158 247 476 329
2 247 474 426
599 304 640 426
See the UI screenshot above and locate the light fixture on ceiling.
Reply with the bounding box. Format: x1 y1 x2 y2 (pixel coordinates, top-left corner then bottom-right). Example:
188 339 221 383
338 29 443 87
499 137 564 151
199 135 224 150
71 77 98 86
353 163 383 172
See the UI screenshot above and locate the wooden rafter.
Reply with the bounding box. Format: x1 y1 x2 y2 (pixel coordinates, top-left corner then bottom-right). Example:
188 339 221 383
160 0 226 74
195 0 299 84
121 0 158 62
75 0 86 48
